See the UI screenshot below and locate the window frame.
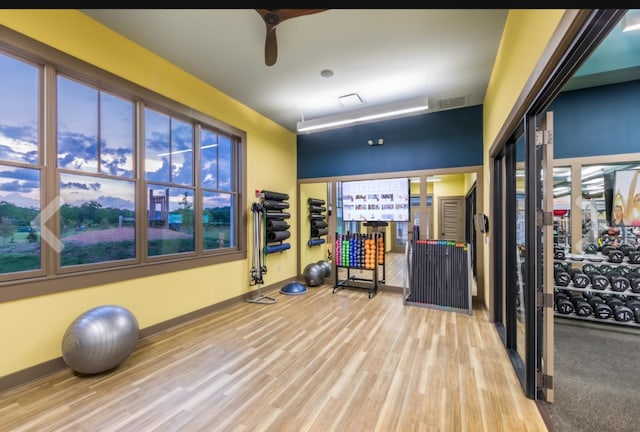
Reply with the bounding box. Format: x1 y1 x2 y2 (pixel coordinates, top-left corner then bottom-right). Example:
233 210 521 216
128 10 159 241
0 25 247 302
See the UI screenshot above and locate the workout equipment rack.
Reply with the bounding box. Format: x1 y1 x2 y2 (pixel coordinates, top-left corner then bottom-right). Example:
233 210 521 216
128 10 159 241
247 189 289 304
333 231 384 299
553 254 640 328
403 239 472 315
308 197 328 247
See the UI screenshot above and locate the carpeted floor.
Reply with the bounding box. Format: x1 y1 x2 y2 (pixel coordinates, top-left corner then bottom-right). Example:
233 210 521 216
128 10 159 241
543 318 640 432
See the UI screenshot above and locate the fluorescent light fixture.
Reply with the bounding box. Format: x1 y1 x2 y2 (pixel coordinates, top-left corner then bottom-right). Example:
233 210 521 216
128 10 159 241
583 184 603 191
297 96 429 133
622 11 640 32
427 176 442 182
582 177 604 185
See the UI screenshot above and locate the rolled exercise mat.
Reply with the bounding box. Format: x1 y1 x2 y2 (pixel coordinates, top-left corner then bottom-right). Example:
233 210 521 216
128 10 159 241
266 219 290 231
309 205 326 213
262 190 289 201
267 230 291 242
264 243 291 254
309 214 325 220
312 228 329 237
262 200 290 210
308 238 326 246
266 211 290 219
308 198 326 206
311 220 328 228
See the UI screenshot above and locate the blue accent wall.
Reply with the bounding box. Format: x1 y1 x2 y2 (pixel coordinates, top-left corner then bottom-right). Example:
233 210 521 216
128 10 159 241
297 105 483 179
550 80 640 159
296 80 640 180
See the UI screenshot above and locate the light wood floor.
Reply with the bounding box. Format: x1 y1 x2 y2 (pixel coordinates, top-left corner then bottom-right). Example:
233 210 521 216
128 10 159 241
0 286 549 432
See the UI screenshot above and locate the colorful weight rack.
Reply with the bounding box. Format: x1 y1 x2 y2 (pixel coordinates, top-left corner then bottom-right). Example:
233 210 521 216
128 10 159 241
333 232 385 298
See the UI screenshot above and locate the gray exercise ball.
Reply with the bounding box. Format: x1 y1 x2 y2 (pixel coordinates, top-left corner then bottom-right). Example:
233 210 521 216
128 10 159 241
316 260 332 278
303 263 325 287
62 305 139 375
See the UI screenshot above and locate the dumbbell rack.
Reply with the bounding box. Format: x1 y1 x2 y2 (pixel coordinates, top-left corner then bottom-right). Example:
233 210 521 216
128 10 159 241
554 253 640 328
333 232 383 299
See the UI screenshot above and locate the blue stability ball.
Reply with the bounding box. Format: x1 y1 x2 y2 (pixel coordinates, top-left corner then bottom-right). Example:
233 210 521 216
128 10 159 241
303 263 325 287
316 260 332 278
280 281 308 295
61 305 139 375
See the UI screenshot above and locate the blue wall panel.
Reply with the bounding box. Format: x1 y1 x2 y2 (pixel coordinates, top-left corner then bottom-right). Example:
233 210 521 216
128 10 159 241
296 80 640 180
550 80 640 159
297 105 483 179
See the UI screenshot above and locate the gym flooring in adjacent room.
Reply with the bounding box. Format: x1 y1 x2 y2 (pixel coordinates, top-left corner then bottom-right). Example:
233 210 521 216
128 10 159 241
543 318 640 432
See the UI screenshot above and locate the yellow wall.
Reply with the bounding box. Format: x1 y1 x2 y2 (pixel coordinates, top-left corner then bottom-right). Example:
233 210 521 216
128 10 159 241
0 10 297 378
480 9 567 310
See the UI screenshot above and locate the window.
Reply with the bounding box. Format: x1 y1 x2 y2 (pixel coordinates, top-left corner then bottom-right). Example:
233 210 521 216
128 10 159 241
0 35 246 300
58 76 137 268
0 53 42 275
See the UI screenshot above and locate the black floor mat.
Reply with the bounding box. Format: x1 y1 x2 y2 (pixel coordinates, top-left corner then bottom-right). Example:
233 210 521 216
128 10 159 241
545 318 640 432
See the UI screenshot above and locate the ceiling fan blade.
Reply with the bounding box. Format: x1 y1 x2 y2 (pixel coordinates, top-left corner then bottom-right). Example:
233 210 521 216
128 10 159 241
265 28 278 67
256 9 329 66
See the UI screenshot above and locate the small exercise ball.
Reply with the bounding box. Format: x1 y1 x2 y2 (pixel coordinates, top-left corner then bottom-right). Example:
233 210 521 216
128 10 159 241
303 263 325 287
280 281 308 295
62 305 139 375
316 260 332 278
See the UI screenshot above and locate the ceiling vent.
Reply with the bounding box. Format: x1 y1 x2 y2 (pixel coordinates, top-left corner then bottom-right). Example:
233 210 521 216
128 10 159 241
437 96 467 110
338 93 364 108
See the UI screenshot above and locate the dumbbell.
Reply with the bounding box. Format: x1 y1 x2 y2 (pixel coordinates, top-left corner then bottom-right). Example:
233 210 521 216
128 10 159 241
570 295 593 317
617 265 631 276
629 251 640 264
625 298 640 324
608 250 625 263
584 243 599 254
555 261 568 272
554 269 572 287
608 271 631 292
582 263 599 274
568 268 590 288
598 264 614 275
620 244 636 257
606 297 634 322
554 247 565 260
588 296 613 319
588 271 609 290
555 293 574 314
601 245 616 257
625 298 640 311
626 272 640 293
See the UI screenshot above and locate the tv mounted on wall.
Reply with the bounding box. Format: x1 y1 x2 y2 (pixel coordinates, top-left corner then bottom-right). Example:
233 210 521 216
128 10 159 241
341 177 410 222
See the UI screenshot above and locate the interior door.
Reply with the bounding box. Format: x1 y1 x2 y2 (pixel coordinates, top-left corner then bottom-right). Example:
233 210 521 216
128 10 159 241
439 196 465 241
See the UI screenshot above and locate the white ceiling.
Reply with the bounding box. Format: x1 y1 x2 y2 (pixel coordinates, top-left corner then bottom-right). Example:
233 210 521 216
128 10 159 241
81 9 509 133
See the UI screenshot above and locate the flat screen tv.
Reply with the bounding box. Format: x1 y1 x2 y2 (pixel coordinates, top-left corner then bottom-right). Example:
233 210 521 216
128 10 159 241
341 177 410 222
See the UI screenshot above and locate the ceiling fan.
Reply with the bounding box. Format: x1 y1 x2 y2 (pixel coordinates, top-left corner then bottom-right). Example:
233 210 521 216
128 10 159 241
256 9 328 66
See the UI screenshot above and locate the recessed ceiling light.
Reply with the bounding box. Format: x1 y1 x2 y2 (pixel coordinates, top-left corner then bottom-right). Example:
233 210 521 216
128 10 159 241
320 69 334 78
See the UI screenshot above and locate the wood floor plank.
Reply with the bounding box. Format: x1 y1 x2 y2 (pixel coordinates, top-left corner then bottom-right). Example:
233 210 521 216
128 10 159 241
0 286 549 431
